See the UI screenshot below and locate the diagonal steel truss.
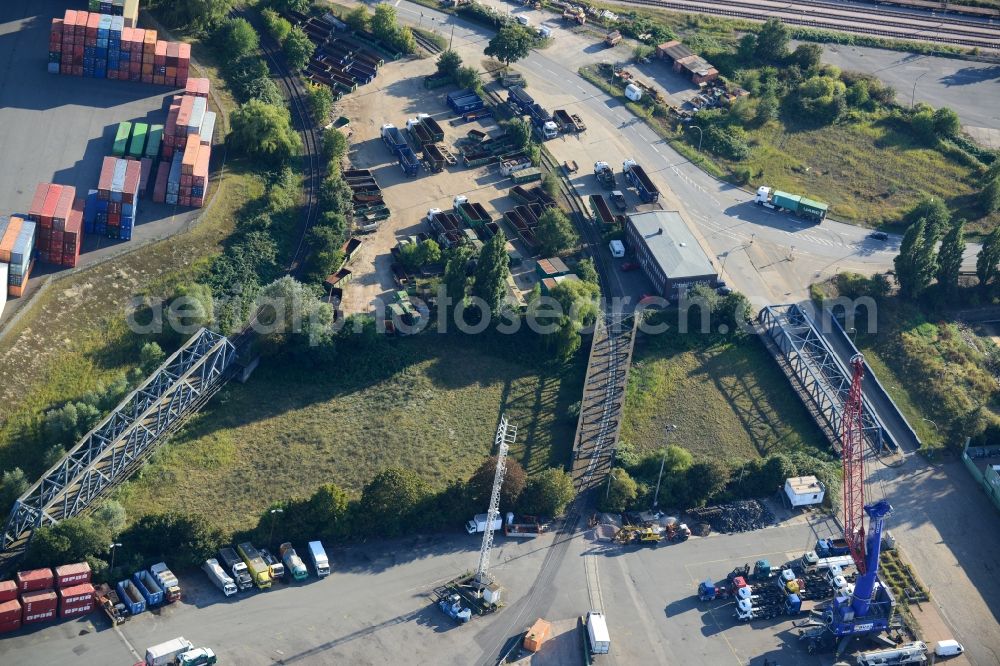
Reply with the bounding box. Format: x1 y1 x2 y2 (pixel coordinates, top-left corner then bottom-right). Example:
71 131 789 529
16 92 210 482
759 304 885 454
475 414 516 588
1 328 235 557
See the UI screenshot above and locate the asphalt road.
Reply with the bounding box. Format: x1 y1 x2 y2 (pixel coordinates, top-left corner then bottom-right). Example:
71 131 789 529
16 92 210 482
0 0 202 328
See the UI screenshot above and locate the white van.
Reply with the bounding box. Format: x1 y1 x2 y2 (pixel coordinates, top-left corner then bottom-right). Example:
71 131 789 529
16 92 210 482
609 240 625 258
934 640 964 657
516 15 530 26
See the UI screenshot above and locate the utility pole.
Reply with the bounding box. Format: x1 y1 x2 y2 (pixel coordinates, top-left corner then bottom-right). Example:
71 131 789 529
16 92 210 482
449 24 455 51
108 543 122 578
268 508 284 548
653 424 677 509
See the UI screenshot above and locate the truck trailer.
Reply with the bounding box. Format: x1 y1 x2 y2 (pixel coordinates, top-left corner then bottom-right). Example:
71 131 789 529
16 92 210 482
201 559 237 596
116 579 146 615
145 637 194 666
279 543 309 581
218 547 253 591
237 542 273 589
381 124 408 155
754 186 828 222
132 570 164 607
586 611 611 654
309 541 331 577
622 159 659 203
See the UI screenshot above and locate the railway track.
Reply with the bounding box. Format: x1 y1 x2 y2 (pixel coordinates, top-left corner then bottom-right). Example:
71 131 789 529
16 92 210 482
616 0 1000 49
412 30 442 55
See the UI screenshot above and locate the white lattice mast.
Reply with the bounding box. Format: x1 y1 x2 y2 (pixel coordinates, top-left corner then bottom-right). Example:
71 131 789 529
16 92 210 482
475 414 517 588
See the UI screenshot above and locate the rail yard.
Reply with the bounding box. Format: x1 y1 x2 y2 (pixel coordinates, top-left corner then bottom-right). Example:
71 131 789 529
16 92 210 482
0 0 999 664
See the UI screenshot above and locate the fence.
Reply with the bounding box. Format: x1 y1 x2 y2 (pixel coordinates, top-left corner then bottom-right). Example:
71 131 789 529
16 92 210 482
962 439 1000 515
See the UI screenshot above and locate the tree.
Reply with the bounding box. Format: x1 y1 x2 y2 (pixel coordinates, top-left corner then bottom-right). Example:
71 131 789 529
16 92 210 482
257 276 334 347
168 281 214 333
44 401 101 444
982 177 1000 215
306 83 334 125
261 8 291 43
472 231 511 317
320 172 354 215
120 513 224 569
322 129 349 165
421 239 441 266
42 443 65 469
23 516 111 570
905 196 950 240
933 107 961 138
504 118 532 152
436 50 462 78
549 317 581 361
393 26 416 55
345 6 370 33
936 219 966 295
484 23 534 67
601 468 638 512
754 18 789 64
790 76 847 124
737 33 757 62
283 26 314 71
977 225 1000 288
535 208 577 256
469 456 527 510
221 18 259 59
399 242 424 272
306 483 352 542
454 65 482 93
910 107 938 143
519 468 575 517
147 0 233 34
371 4 399 43
91 500 128 538
755 93 779 125
139 341 165 372
269 0 311 13
549 279 600 331
357 467 430 537
894 218 937 299
444 246 473 306
0 468 28 510
541 172 559 199
230 99 301 165
789 43 822 73
575 257 598 285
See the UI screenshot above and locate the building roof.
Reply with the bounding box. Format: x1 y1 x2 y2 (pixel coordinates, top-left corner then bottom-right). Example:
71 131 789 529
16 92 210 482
537 256 570 277
678 55 716 76
657 40 693 62
628 211 716 281
785 476 825 495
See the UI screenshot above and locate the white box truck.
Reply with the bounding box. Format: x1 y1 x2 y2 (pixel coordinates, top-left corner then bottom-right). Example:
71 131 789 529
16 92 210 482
308 541 330 577
201 559 237 597
465 513 503 534
145 637 194 666
586 611 610 654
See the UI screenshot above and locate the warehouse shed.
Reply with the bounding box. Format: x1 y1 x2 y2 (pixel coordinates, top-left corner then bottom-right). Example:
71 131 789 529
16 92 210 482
784 476 826 507
625 211 717 299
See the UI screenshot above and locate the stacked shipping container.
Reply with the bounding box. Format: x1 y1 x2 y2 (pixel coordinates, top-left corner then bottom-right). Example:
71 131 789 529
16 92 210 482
26 183 83 269
155 81 213 207
50 11 189 87
0 563 95 633
88 0 139 27
0 216 38 298
86 157 141 239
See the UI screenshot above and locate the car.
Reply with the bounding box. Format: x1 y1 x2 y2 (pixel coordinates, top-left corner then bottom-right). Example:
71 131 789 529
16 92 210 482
716 286 733 296
621 262 639 272
178 647 217 666
610 190 628 211
868 231 889 241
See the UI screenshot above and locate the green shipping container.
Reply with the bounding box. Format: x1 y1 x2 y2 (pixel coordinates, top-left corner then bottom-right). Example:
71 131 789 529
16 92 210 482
128 123 148 159
771 190 801 211
799 197 829 221
145 125 163 159
113 121 132 157
511 167 542 184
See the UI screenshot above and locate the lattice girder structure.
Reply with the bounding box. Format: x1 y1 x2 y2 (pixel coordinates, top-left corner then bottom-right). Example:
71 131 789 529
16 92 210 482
841 355 869 573
1 328 235 554
475 415 517 587
759 304 885 454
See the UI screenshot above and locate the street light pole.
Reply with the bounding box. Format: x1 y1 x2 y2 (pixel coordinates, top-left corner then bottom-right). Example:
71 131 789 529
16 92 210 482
108 543 122 578
688 125 703 152
653 424 678 509
911 71 927 109
268 509 284 548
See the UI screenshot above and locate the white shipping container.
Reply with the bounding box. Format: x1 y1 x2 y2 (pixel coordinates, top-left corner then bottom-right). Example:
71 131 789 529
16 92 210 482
586 611 610 654
0 263 7 316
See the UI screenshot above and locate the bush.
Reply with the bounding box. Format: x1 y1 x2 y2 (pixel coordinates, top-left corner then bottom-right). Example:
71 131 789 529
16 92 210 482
519 468 575 517
262 8 291 43
356 468 431 537
703 125 751 161
469 456 527 510
220 17 260 59
600 467 639 512
120 513 224 569
306 83 334 125
283 26 315 71
229 99 302 164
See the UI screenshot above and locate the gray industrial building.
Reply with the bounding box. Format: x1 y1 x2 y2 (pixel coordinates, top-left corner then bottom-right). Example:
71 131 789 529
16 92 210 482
625 210 717 299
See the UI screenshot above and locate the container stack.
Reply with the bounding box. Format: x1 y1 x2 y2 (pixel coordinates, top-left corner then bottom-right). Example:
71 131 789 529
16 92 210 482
3 564 95 633
158 84 213 207
87 157 141 239
0 216 38 298
0 581 18 634
27 182 83 268
16 568 56 626
50 11 189 87
55 563 94 619
88 0 139 28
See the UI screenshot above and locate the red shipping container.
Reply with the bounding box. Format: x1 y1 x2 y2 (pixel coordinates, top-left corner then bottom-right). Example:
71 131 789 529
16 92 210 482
0 580 17 603
27 182 50 221
64 9 76 25
178 42 190 61
180 196 191 207
57 582 95 606
21 589 57 614
16 569 54 593
0 618 21 634
153 75 164 86
23 607 56 625
59 601 94 619
0 599 21 623
86 13 99 33
39 184 63 228
108 69 119 80
192 197 204 208
98 156 116 197
54 563 91 589
142 74 153 84
53 185 76 230
124 160 141 200
153 162 168 203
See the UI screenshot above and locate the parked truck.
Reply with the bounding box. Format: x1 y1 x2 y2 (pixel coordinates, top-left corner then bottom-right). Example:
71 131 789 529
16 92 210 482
116 579 146 615
753 186 828 223
149 562 181 603
260 548 286 581
279 542 309 581
800 551 854 571
589 194 616 226
94 582 127 624
145 637 194 666
552 109 585 133
504 513 543 538
201 559 237 596
308 541 331 577
594 161 615 189
237 542 273 589
622 159 659 203
218 547 253 591
586 611 611 654
507 85 534 115
381 124 408 155
398 146 420 177
465 513 503 534
814 537 851 558
133 570 164 607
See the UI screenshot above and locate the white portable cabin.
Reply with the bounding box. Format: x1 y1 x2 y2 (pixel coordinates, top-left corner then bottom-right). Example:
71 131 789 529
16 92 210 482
784 475 825 507
624 84 643 102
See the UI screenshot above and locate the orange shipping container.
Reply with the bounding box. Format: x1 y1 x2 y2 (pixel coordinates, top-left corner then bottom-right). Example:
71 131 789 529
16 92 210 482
9 261 33 298
182 137 201 175
522 618 551 652
193 146 211 179
144 29 157 50
0 216 24 263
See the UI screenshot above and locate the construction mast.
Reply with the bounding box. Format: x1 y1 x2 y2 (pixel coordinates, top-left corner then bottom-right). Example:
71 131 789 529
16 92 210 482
474 414 517 594
841 354 868 574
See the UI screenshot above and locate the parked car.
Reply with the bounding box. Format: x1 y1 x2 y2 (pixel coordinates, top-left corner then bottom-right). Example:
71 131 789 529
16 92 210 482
868 231 889 241
935 640 964 657
717 286 733 296
620 262 639 272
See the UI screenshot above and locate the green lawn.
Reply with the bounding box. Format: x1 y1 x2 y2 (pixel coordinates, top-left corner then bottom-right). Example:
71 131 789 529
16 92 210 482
621 333 830 463
116 333 585 535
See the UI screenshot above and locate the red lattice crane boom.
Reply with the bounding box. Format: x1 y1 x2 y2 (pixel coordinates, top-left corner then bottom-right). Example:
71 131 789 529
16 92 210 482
841 354 868 573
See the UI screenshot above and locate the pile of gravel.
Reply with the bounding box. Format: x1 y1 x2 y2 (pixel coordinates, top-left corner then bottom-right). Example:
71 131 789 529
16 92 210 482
689 500 775 534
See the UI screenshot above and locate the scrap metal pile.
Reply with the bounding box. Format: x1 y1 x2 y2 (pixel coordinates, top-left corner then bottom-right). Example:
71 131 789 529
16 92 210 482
689 500 775 534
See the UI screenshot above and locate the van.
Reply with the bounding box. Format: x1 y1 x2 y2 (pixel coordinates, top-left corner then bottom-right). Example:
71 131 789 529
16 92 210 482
609 240 625 258
934 640 964 657
516 15 530 26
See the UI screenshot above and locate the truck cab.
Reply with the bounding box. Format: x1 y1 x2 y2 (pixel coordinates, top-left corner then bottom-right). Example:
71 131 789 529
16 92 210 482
218 547 253 591
260 548 286 581
610 190 627 211
309 541 331 577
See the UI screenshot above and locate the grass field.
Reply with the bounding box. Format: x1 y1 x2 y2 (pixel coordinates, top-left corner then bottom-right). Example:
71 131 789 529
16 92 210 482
115 334 585 535
621 332 831 463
